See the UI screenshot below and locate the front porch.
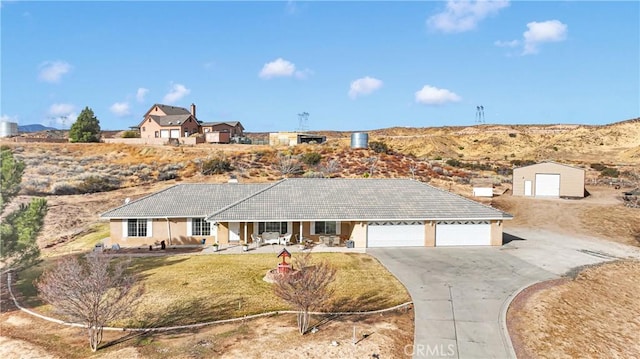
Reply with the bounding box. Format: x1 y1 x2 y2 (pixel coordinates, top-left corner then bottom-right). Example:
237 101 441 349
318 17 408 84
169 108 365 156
216 220 364 248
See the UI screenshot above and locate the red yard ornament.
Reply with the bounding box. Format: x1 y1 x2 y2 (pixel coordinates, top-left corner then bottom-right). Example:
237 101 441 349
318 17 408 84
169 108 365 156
277 248 292 273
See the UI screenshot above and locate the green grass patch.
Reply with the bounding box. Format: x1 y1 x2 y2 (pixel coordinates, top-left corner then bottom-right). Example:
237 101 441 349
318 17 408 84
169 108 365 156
15 252 410 328
44 222 110 258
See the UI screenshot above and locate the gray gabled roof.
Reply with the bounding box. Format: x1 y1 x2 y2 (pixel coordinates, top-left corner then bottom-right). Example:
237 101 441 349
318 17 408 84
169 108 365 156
101 179 512 222
200 121 243 128
148 104 191 116
149 114 194 127
207 178 512 222
100 183 272 219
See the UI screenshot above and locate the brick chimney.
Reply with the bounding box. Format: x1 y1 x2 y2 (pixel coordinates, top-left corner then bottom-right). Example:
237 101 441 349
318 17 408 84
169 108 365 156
190 103 196 118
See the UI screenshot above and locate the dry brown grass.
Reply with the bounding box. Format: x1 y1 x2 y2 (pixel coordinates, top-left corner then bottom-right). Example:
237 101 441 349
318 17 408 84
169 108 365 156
508 260 640 358
14 253 410 328
492 186 640 246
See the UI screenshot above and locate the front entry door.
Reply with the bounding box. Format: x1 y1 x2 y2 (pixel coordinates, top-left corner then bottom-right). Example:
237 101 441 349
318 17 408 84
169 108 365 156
524 180 532 196
229 222 240 243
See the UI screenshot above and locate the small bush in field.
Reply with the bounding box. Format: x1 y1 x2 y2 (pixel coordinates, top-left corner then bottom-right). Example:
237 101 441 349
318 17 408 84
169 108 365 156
161 163 184 172
23 178 51 195
52 181 79 195
303 171 325 178
369 141 388 154
300 152 322 166
202 157 233 175
600 167 619 178
76 175 120 193
158 170 177 181
121 130 139 138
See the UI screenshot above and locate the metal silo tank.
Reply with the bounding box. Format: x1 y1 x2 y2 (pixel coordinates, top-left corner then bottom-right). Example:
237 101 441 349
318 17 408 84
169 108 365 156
350 132 369 149
0 121 18 138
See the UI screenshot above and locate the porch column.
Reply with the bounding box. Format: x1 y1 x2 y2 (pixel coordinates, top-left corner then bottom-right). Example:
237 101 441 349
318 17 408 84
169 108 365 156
299 222 303 243
244 222 248 244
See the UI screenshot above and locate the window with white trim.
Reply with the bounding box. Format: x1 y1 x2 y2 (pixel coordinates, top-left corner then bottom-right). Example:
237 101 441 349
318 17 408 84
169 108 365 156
127 219 147 237
258 222 288 234
314 221 337 235
191 218 211 236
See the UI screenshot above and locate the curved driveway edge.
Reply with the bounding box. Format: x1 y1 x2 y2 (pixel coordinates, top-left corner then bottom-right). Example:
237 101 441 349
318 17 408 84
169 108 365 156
368 228 640 359
368 246 556 359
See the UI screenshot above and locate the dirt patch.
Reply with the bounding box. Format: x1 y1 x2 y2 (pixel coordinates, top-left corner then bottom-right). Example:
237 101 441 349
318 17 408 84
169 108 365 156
507 260 640 358
0 310 413 358
492 186 640 246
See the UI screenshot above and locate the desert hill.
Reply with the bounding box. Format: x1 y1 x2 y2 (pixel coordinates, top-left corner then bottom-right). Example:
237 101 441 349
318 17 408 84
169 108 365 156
308 118 639 165
1 118 638 251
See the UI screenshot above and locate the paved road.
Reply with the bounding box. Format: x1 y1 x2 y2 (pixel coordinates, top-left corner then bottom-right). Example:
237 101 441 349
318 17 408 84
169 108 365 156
368 229 640 359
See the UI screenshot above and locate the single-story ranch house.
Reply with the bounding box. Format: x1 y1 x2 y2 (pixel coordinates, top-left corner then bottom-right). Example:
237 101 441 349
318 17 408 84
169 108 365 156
100 178 513 248
512 161 585 198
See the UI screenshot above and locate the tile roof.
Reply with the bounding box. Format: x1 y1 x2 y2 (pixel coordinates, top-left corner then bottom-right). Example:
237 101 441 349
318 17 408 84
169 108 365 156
207 178 512 222
100 178 512 222
149 114 193 127
100 183 272 218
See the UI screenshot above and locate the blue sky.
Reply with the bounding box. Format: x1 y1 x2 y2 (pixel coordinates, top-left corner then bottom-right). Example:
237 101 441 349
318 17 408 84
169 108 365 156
2 1 638 132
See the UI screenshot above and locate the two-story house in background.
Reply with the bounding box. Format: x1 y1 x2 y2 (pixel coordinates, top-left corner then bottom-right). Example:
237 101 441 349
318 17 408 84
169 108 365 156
139 103 200 139
137 103 244 144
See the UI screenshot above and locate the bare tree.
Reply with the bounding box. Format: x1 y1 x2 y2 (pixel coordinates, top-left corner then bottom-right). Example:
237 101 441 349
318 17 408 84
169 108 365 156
273 253 337 334
321 159 340 176
364 156 378 177
35 254 144 352
408 164 418 179
275 154 302 177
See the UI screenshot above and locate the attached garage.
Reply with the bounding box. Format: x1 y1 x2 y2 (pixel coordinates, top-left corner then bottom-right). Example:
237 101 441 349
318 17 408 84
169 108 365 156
535 174 560 197
435 221 491 246
367 221 424 247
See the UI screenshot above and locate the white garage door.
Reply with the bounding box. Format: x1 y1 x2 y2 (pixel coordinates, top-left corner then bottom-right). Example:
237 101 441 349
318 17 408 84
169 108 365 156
170 129 180 138
435 221 491 246
367 221 424 247
160 129 170 138
535 174 560 197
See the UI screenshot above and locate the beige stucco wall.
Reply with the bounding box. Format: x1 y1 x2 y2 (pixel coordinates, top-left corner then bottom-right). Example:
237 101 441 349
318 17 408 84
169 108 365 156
512 162 585 197
349 222 367 248
217 222 230 244
490 220 503 246
424 221 436 247
108 218 212 248
140 117 200 139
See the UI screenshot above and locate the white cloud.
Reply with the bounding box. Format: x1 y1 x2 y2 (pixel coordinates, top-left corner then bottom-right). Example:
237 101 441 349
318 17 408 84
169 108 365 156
48 103 75 117
163 83 191 104
415 85 461 105
259 58 311 79
136 87 149 102
494 39 519 48
259 58 295 79
38 61 72 83
427 0 510 33
47 103 76 127
523 20 568 54
110 102 130 117
348 76 383 99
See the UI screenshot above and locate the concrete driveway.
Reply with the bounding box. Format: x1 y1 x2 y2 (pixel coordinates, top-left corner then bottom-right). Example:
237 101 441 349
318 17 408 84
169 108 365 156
368 229 640 359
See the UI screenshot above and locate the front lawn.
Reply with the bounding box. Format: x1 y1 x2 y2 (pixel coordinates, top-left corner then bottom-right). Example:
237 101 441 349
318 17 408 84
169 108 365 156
14 252 410 328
